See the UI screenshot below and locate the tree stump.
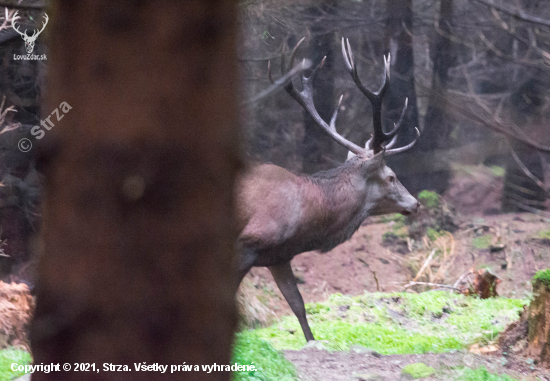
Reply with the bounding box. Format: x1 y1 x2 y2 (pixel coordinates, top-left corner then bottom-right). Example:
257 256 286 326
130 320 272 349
526 270 550 365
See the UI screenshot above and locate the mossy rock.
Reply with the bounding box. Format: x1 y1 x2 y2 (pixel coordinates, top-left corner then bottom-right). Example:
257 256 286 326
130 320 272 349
533 269 550 289
401 363 435 379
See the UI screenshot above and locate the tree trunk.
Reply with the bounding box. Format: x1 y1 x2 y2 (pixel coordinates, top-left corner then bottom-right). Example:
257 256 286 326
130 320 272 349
302 0 339 174
31 2 240 381
383 0 419 147
383 0 422 194
415 0 456 194
422 0 455 151
502 79 546 212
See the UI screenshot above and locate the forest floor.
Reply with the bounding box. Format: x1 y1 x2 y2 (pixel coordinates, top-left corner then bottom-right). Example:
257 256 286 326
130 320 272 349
238 164 550 380
284 349 549 380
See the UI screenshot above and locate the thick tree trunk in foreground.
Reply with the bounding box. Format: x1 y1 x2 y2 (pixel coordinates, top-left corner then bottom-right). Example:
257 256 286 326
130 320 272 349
31 2 240 381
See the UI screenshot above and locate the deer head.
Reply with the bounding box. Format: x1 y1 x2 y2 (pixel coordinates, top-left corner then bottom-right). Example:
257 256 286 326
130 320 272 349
12 12 49 54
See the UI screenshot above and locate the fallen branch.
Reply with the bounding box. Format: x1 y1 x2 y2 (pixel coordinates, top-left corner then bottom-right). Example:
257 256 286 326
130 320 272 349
403 282 460 291
413 249 436 282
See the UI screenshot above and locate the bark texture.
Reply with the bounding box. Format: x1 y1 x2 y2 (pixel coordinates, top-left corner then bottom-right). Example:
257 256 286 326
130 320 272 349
527 280 550 365
31 2 240 380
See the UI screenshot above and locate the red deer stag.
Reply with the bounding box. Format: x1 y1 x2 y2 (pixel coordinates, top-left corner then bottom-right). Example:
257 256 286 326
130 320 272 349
236 38 420 341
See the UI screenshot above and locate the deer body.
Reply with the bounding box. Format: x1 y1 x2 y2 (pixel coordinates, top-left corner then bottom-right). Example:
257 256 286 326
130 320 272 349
237 38 421 342
238 158 417 267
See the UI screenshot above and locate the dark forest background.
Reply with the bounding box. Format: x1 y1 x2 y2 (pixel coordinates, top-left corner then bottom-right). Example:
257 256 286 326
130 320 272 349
238 0 550 213
0 0 549 283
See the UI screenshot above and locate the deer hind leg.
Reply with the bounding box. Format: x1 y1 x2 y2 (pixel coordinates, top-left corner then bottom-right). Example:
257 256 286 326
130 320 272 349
236 246 258 288
269 261 314 341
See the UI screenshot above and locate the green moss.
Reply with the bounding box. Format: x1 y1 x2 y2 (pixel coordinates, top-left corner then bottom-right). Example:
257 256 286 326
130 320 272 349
0 348 31 381
232 332 297 381
533 269 550 289
472 235 492 250
454 366 518 380
246 292 525 354
418 190 439 209
401 363 435 379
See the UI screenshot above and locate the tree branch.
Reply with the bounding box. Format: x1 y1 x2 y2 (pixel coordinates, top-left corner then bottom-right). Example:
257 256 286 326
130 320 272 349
471 0 550 28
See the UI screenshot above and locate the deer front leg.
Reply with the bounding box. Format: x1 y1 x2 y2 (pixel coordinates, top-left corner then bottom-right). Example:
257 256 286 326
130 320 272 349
268 261 314 341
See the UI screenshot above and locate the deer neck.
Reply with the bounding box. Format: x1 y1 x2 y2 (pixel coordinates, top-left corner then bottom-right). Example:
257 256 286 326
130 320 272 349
306 163 374 250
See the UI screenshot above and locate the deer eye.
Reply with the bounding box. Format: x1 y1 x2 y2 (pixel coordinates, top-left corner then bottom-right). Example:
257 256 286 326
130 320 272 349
388 176 396 183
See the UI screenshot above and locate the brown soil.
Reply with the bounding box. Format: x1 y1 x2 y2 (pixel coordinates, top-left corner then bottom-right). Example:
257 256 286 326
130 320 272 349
284 348 550 380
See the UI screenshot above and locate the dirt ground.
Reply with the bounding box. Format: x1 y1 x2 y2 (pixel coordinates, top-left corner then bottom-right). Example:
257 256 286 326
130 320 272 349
240 167 550 380
284 348 550 380
244 211 550 320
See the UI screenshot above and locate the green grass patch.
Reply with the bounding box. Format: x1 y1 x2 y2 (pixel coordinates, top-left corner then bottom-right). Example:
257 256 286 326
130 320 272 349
472 234 493 250
246 292 525 354
533 269 550 289
232 331 297 381
0 348 31 381
402 363 435 379
452 366 518 380
536 229 550 239
418 190 440 209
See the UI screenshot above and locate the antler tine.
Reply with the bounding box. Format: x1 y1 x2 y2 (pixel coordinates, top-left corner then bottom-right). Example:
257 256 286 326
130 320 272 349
383 97 408 138
342 38 377 102
341 37 353 72
377 53 390 98
288 37 306 72
383 134 398 149
385 127 420 155
329 94 344 133
303 56 326 87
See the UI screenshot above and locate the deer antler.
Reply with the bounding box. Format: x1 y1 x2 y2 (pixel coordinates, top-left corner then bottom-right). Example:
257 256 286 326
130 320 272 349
11 12 48 39
269 38 366 156
33 13 48 38
11 11 28 38
341 38 418 155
